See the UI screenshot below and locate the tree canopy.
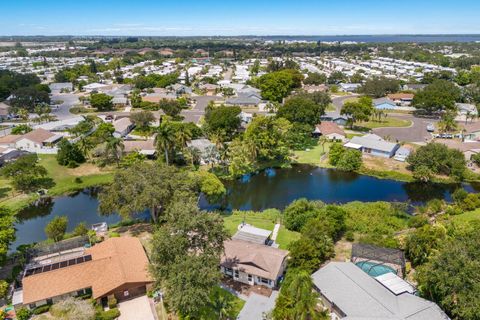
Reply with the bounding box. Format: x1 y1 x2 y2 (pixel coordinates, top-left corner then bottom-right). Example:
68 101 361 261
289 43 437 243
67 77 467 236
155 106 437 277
359 76 400 98
256 69 303 102
412 80 461 114
90 93 113 111
277 92 331 126
150 195 228 317
416 228 480 320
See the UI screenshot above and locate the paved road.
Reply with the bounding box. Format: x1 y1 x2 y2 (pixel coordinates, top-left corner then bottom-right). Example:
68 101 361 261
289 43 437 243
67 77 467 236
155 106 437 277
331 94 358 112
373 113 438 143
192 95 223 112
223 67 233 80
50 93 79 120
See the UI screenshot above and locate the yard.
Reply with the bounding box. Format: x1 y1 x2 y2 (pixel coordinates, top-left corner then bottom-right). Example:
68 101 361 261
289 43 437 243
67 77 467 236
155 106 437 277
356 116 412 130
0 154 114 211
293 142 332 167
222 210 300 249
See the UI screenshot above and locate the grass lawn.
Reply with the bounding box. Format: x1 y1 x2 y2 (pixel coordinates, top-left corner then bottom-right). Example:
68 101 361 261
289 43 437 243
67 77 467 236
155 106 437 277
0 155 114 211
451 208 480 224
356 117 412 129
293 142 332 167
198 287 245 319
222 210 300 249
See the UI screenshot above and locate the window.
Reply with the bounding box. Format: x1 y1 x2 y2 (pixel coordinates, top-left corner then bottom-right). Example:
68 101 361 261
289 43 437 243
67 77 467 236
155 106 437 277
248 274 252 282
224 267 233 276
234 270 239 278
260 277 270 285
46 298 53 305
124 290 129 297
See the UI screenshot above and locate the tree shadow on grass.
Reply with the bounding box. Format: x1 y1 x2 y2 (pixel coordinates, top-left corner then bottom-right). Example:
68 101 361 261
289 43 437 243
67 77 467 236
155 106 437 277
0 187 11 200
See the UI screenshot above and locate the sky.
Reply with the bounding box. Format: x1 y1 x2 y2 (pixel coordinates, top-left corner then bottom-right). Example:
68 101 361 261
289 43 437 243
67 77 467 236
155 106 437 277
1 0 480 36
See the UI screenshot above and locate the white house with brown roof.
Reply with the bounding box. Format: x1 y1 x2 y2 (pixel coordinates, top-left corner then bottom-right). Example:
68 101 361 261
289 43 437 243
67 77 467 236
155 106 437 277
112 117 135 138
0 129 62 154
21 237 153 309
221 239 288 289
314 122 346 141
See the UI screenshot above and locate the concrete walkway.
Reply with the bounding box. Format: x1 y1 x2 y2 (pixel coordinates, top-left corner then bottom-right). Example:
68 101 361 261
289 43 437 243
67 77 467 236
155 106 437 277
271 223 281 242
118 296 155 320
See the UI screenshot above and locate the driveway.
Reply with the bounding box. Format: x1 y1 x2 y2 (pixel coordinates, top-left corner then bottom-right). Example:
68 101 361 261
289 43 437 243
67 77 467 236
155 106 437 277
118 295 156 320
373 113 438 143
50 93 79 120
237 291 278 320
331 94 358 112
193 95 223 112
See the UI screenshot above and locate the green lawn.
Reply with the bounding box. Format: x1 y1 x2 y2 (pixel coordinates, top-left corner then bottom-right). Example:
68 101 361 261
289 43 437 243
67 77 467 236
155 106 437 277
0 155 114 211
451 208 480 224
197 287 245 319
222 210 300 249
293 142 332 167
37 155 114 196
357 117 412 129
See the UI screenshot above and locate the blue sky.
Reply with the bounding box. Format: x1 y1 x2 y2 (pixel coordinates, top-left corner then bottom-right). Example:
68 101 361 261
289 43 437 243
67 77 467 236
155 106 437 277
1 0 479 36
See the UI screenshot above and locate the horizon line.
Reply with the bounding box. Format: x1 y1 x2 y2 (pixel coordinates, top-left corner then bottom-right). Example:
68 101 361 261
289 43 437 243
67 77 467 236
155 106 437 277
1 33 480 38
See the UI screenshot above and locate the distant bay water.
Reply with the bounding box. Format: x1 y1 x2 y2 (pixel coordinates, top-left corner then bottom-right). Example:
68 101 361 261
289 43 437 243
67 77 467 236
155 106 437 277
258 34 480 43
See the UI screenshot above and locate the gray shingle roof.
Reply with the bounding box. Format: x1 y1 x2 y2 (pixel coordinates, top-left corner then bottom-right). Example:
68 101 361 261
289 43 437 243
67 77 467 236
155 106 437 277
349 135 399 153
312 262 449 320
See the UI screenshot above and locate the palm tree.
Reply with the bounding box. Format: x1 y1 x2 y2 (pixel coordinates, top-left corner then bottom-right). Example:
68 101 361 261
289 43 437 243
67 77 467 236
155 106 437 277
175 126 192 150
319 135 328 154
210 290 234 320
105 137 124 167
155 122 175 165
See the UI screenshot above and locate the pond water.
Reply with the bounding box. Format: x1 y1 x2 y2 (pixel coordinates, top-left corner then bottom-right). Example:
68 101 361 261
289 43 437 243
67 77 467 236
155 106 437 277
11 164 479 250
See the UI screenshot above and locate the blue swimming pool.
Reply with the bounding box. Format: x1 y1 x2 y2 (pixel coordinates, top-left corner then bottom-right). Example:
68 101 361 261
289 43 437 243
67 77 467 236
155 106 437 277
355 261 396 277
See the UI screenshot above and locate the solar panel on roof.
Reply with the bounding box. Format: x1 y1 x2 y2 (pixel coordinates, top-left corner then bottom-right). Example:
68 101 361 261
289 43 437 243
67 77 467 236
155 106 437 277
24 255 93 277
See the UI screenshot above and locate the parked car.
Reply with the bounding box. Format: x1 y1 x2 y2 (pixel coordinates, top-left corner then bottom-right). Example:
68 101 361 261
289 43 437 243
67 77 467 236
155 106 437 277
426 123 435 132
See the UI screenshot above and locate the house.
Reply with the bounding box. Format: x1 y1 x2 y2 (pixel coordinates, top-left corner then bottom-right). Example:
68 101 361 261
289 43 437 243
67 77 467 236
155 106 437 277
169 83 191 96
0 134 21 149
232 224 272 245
339 83 361 92
0 149 31 167
0 102 11 120
373 97 397 110
20 237 153 309
199 83 219 96
186 138 218 164
123 140 156 156
394 146 412 162
49 82 73 93
112 96 128 108
403 83 427 91
220 239 288 289
112 118 134 138
311 262 449 320
320 112 350 126
345 134 399 158
313 122 346 141
226 92 263 108
14 128 63 154
456 103 478 116
387 93 415 106
303 84 328 93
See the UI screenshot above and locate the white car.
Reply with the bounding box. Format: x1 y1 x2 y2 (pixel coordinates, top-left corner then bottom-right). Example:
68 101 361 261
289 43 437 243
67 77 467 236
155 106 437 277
426 123 435 132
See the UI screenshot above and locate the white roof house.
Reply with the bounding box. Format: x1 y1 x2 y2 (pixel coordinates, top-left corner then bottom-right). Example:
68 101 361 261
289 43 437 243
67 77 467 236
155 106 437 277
312 262 449 320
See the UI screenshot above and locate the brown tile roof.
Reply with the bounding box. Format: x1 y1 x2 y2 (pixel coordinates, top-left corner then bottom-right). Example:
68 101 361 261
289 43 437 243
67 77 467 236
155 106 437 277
221 239 288 281
316 122 345 136
21 128 56 144
123 140 155 153
387 93 414 100
0 134 22 145
22 237 152 305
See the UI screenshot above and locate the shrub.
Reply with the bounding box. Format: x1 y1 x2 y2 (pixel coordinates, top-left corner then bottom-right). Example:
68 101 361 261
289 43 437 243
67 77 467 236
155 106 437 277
16 307 32 320
408 214 429 228
74 177 83 184
32 304 51 315
108 231 120 238
96 308 121 320
345 230 355 242
107 296 117 309
336 149 362 172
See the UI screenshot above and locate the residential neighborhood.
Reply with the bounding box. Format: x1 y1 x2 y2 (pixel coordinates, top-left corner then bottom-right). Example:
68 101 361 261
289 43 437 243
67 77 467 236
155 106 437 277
0 5 480 320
